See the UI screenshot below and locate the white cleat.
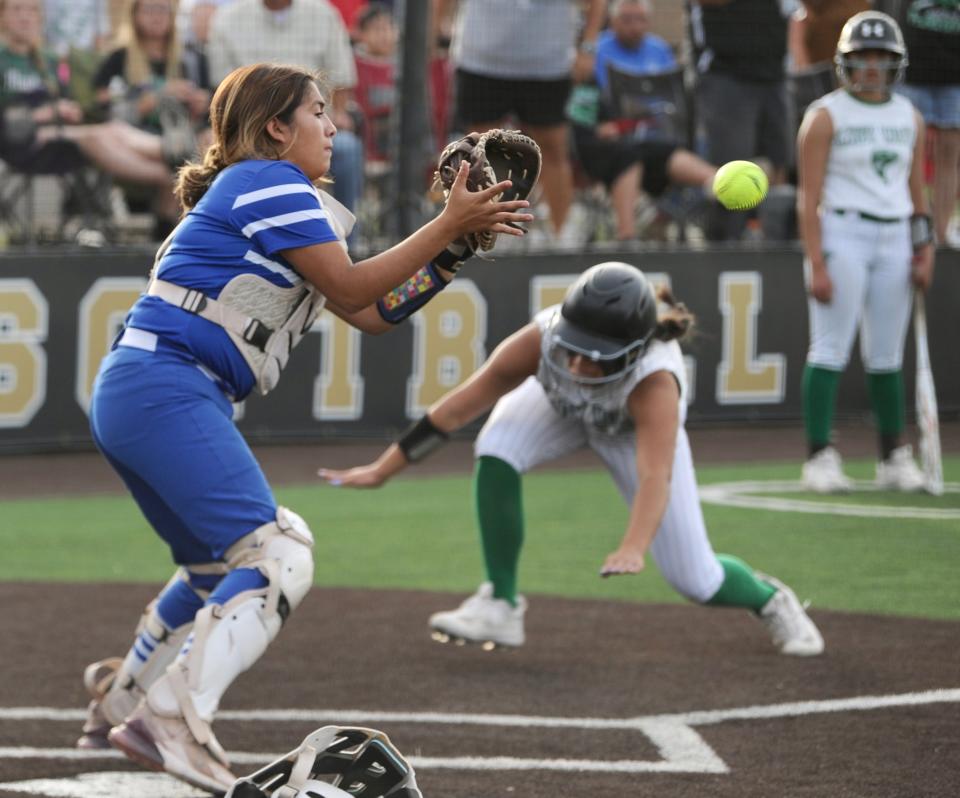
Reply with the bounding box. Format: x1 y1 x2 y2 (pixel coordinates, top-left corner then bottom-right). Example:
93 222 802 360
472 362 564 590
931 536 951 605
429 582 527 648
756 573 825 657
801 446 853 494
876 445 926 492
108 701 236 794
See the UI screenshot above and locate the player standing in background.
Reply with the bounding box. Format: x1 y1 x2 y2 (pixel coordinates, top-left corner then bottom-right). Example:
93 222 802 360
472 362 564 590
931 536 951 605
319 262 825 658
75 62 532 793
796 10 934 493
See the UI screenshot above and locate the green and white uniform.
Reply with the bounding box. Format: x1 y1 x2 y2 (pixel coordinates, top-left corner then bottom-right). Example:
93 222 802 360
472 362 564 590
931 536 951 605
805 88 917 372
474 308 725 603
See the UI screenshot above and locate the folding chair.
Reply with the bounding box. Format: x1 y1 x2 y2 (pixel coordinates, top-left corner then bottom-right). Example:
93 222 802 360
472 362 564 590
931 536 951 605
602 63 704 243
0 155 115 245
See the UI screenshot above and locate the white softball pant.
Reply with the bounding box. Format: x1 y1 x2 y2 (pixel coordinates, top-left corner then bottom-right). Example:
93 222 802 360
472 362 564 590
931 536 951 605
806 211 913 372
474 377 724 603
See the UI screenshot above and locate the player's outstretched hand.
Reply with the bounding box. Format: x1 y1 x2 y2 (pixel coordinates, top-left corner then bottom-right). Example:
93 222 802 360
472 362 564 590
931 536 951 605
318 463 386 489
600 546 646 578
442 161 534 241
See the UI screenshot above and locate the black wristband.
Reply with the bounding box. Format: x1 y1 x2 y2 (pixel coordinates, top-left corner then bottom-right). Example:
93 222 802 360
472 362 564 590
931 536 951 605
397 414 449 463
434 241 473 274
910 213 934 250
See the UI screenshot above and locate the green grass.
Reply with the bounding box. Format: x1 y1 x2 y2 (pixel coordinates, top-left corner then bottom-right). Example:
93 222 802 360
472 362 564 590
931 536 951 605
3 456 958 620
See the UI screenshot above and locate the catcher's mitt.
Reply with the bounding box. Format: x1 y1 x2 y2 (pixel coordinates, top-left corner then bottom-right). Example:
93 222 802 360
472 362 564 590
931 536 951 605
435 128 542 252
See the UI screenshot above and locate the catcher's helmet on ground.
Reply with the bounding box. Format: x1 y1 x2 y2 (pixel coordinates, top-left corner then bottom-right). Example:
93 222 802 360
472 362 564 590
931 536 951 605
225 726 422 798
545 261 658 383
835 10 907 92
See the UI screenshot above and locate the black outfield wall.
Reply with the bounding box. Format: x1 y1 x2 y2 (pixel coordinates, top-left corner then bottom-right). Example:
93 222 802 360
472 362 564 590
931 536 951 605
1 245 956 452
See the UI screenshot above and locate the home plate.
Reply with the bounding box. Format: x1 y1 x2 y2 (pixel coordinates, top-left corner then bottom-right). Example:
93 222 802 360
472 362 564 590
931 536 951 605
0 771 208 797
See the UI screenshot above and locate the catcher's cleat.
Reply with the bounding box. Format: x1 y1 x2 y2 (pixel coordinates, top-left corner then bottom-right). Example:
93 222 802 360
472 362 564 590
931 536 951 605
108 702 236 794
77 701 114 750
76 658 123 750
756 574 825 657
801 446 852 494
428 582 526 648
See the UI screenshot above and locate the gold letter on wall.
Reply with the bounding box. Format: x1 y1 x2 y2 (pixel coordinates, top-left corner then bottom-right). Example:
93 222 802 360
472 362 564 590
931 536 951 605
311 310 364 420
0 279 48 427
406 282 486 416
716 272 785 404
76 278 147 413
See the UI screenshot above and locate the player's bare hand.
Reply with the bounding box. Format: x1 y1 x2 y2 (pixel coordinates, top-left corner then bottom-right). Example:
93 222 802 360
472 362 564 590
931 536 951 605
442 161 534 238
317 464 386 488
600 547 646 578
808 267 833 304
911 243 934 292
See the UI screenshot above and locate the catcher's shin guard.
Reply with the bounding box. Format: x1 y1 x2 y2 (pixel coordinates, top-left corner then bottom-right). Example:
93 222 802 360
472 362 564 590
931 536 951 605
226 725 423 798
78 570 202 748
144 507 314 738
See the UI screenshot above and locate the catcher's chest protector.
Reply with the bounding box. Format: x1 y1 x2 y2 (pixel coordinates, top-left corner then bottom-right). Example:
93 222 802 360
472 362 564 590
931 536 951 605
148 190 355 396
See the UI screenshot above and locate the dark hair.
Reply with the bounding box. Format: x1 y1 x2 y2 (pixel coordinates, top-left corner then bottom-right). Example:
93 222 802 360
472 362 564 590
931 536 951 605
175 63 321 211
356 1 393 30
653 285 695 342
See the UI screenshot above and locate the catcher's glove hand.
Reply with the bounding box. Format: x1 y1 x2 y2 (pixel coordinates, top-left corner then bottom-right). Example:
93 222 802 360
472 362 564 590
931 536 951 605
435 128 542 252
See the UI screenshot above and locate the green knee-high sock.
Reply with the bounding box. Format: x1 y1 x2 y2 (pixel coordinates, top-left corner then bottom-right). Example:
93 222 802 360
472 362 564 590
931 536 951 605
706 554 776 612
474 456 524 606
803 364 842 454
867 371 905 460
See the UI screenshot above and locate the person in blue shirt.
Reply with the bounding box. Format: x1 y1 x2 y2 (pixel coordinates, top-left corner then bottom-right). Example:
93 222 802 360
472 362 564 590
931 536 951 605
594 0 677 92
74 62 532 794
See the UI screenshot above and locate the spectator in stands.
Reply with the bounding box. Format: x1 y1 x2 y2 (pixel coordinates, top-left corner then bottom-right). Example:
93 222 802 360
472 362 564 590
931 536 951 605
594 0 675 93
93 0 210 148
41 0 113 114
687 0 791 241
787 1 869 137
353 2 396 163
568 77 719 241
207 0 364 225
893 0 960 248
434 0 607 245
569 0 715 242
180 0 224 91
0 0 177 222
43 0 111 54
789 0 870 70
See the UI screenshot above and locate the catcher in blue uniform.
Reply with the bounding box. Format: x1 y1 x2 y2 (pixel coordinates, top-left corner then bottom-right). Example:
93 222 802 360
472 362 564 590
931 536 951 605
75 62 535 794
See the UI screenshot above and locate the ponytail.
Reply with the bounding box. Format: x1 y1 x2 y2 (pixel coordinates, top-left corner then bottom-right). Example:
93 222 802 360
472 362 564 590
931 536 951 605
653 285 695 343
174 144 226 211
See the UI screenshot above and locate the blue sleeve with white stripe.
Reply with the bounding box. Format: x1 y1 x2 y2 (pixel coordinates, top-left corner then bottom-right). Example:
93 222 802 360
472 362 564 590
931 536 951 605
231 161 339 255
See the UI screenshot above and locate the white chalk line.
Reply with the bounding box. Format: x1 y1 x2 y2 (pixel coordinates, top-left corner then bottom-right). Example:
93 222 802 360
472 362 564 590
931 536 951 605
698 480 960 519
2 688 957 774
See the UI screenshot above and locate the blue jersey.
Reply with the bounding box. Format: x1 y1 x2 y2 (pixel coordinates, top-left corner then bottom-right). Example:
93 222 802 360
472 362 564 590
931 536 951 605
125 160 339 398
594 31 676 92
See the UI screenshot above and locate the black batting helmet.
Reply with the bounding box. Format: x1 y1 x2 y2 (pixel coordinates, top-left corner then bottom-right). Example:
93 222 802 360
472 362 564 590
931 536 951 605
555 261 657 361
835 11 907 92
543 261 657 387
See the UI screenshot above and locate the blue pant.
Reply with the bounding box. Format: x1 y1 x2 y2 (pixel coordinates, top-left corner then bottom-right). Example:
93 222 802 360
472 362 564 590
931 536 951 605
90 346 277 566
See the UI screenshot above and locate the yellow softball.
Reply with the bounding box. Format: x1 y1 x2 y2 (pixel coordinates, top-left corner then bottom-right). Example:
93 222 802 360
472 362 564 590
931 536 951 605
712 160 769 211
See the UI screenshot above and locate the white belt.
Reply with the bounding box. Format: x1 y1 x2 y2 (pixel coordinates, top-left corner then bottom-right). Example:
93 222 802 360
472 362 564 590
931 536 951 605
115 326 236 400
117 327 158 352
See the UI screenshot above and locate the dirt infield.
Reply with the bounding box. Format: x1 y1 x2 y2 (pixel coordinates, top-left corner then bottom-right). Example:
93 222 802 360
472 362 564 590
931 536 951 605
1 583 958 798
1 422 958 797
